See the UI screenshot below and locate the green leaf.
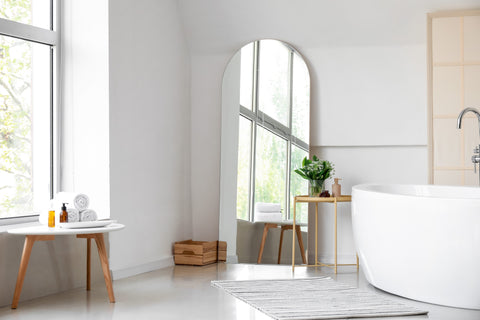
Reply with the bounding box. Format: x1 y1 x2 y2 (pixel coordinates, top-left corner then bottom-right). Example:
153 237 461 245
294 155 334 181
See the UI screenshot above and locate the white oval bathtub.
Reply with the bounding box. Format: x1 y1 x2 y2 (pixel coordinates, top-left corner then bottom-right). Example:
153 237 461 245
352 184 480 309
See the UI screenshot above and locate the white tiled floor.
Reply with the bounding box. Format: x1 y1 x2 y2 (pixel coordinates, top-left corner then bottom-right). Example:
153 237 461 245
0 263 479 319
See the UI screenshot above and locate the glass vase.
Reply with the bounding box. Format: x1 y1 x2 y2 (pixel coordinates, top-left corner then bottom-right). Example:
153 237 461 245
309 179 325 197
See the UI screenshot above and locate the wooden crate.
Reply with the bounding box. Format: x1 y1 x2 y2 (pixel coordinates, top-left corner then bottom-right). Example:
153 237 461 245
217 241 227 262
174 240 227 266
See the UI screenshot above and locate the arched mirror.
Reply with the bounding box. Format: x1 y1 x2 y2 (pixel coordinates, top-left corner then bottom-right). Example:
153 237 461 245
219 39 310 264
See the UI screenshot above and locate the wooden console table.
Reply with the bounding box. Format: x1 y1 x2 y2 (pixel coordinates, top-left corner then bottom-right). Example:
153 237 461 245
7 223 125 309
292 195 358 273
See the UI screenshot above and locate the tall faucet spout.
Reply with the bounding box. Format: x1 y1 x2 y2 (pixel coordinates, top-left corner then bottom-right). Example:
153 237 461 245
457 108 480 136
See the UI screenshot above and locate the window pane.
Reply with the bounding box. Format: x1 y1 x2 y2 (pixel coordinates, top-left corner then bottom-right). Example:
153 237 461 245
254 126 287 219
0 35 51 218
292 53 310 144
258 40 290 126
290 145 309 223
236 116 252 220
0 0 51 30
239 43 254 111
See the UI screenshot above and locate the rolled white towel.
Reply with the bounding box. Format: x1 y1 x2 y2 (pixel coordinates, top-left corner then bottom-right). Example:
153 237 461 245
56 192 89 211
80 209 98 222
67 208 79 223
255 202 282 213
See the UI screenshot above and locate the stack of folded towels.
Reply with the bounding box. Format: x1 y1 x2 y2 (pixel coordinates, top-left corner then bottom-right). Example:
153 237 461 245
54 192 98 223
254 203 282 222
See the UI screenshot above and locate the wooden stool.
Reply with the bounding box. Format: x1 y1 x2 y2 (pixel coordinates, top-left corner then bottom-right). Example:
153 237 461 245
257 222 307 264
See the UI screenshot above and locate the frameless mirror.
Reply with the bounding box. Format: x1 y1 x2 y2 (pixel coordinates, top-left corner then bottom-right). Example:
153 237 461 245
219 39 310 264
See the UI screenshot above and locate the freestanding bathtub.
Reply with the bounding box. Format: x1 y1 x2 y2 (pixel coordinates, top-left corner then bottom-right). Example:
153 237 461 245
352 184 480 309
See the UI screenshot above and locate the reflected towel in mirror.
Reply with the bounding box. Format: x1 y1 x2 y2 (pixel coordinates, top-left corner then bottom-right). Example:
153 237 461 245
254 202 282 222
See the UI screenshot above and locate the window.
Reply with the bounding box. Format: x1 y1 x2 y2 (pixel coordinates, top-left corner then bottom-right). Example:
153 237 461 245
236 40 310 223
0 1 58 220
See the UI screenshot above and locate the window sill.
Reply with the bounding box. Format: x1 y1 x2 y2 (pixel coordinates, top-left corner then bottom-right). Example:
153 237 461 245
0 216 41 234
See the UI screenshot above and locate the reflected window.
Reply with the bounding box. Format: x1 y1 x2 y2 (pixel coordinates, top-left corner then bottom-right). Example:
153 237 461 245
258 40 290 126
236 116 252 220
292 52 310 143
235 40 310 223
255 126 287 216
239 43 254 111
290 145 309 221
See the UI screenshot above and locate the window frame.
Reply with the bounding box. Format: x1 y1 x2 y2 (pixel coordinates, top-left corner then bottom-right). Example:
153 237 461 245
0 0 60 224
239 40 310 222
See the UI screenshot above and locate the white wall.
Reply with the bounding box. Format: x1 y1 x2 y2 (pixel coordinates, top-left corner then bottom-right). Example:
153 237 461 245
61 0 110 218
179 0 479 262
306 45 427 146
108 0 192 278
190 54 229 241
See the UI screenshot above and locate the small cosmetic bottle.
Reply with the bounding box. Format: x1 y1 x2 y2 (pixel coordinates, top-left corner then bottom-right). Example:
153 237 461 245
332 178 342 197
60 203 68 223
48 203 55 228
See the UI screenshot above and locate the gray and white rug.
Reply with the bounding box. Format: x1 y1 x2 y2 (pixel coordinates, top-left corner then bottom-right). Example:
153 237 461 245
211 277 428 320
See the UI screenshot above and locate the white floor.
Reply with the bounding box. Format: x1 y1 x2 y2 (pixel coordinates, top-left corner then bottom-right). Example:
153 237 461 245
0 263 479 319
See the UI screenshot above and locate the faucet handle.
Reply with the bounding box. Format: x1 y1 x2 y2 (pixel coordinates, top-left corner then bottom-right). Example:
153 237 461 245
473 155 479 173
475 146 480 154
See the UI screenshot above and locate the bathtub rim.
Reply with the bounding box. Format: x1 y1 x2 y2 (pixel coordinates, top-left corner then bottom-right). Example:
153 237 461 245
352 183 480 200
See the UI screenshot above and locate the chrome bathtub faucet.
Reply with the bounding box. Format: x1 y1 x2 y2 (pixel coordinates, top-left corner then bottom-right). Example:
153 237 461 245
473 146 480 174
457 107 480 179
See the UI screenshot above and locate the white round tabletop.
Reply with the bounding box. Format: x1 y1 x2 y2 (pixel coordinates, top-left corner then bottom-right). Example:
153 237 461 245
7 223 125 235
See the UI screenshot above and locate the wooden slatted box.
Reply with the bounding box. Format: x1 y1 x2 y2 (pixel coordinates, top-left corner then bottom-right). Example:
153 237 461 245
174 240 227 266
217 240 227 262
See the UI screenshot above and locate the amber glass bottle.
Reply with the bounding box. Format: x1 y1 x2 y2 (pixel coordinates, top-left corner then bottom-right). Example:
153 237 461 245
48 209 55 228
60 203 68 223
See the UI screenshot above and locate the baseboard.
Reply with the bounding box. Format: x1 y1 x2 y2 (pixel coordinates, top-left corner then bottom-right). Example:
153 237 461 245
226 255 238 263
238 254 305 265
309 253 358 265
111 256 174 280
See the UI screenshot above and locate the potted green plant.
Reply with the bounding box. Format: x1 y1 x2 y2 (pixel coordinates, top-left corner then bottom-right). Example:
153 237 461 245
294 155 334 197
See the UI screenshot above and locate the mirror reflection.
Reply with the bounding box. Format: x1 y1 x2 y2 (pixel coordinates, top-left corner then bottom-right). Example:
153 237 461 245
219 39 310 264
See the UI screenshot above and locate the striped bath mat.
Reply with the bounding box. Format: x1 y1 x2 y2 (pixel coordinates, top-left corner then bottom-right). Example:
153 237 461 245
211 277 428 320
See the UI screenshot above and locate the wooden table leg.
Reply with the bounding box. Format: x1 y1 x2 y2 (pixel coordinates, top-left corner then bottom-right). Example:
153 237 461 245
334 199 338 274
87 238 91 290
78 233 115 302
278 226 286 264
257 223 276 264
12 235 54 309
292 199 297 271
77 234 93 291
315 203 318 266
93 233 115 303
295 225 307 264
